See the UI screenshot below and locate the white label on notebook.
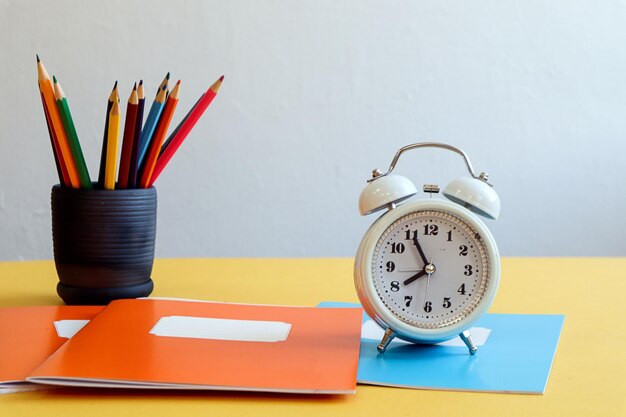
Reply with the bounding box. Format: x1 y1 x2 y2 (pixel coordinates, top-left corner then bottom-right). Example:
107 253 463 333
149 316 292 342
361 320 492 347
54 320 90 339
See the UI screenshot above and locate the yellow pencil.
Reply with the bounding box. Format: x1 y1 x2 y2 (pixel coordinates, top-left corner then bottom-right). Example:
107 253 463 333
104 100 120 190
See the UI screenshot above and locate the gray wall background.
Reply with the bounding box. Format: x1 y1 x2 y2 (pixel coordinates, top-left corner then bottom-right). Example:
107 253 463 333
1 0 625 260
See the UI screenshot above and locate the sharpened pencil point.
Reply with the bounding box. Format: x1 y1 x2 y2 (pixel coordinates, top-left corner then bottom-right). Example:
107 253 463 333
139 80 143 85
219 75 224 82
36 54 40 62
53 75 57 83
166 72 170 80
133 82 137 90
176 80 181 85
113 80 118 90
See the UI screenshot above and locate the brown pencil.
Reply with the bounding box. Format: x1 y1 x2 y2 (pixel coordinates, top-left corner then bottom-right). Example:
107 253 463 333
127 80 145 188
117 84 139 188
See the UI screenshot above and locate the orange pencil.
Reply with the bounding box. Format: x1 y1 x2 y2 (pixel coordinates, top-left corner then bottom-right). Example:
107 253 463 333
138 81 180 188
39 90 69 186
37 56 81 188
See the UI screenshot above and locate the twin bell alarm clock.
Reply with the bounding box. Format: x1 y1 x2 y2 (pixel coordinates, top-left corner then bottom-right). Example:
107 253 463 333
354 142 501 354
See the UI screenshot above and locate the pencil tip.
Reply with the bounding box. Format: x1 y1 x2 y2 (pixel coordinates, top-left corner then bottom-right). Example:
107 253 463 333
113 80 118 90
166 72 170 80
52 75 57 83
162 85 167 90
219 75 224 82
176 79 181 85
139 79 143 85
133 82 137 90
36 54 40 62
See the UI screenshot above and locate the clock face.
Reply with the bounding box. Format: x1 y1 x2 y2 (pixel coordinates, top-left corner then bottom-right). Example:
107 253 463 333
371 209 490 329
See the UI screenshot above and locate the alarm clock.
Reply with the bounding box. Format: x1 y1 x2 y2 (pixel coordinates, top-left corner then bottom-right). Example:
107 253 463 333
354 142 501 355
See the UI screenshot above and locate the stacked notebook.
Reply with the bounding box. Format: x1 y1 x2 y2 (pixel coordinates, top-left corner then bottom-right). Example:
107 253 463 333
1 299 363 394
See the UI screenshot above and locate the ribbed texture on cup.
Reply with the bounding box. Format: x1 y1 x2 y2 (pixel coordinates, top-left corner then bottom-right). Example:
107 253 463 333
51 185 157 296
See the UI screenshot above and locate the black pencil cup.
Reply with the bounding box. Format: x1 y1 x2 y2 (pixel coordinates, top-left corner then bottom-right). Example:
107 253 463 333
51 184 157 305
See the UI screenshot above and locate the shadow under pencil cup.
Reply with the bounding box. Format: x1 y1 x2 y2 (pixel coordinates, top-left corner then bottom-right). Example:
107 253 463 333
51 184 157 305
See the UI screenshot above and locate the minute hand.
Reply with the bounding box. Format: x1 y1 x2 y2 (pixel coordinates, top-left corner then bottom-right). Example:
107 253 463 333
413 237 428 265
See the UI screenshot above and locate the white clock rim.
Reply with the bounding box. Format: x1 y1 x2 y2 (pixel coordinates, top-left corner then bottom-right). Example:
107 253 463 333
354 199 500 343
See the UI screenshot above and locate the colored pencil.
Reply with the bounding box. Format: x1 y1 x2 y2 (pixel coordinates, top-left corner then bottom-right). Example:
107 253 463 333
39 90 67 185
53 76 92 189
104 101 120 190
138 80 180 188
37 56 81 188
157 72 170 95
148 76 223 187
160 94 203 157
117 84 139 188
127 80 145 189
137 84 168 167
98 82 119 188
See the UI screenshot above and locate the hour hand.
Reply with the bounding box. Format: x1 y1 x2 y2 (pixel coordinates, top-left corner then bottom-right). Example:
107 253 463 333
412 237 428 265
403 270 426 286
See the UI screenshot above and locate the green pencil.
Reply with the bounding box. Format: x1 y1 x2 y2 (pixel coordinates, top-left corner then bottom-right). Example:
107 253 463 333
53 76 92 189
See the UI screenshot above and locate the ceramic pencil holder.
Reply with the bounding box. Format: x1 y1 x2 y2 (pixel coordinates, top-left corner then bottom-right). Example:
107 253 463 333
51 184 157 305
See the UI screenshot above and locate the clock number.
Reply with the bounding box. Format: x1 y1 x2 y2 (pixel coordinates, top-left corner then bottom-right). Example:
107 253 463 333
404 229 418 240
458 283 466 295
423 224 439 236
390 281 400 292
423 301 432 313
459 245 468 256
443 297 452 308
391 242 405 254
447 230 453 241
404 295 413 307
464 264 473 276
385 261 395 272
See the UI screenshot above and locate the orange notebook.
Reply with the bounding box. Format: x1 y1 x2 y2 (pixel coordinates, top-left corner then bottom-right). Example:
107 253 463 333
28 299 363 394
0 305 103 393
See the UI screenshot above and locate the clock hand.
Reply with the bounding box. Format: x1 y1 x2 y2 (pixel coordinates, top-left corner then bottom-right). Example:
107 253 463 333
423 259 434 304
403 270 426 286
412 237 428 265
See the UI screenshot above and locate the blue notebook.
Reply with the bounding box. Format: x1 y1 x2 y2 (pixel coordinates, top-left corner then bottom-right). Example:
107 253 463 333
318 302 564 394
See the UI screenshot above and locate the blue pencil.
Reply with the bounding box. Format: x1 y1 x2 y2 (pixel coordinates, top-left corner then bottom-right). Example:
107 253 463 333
138 84 168 167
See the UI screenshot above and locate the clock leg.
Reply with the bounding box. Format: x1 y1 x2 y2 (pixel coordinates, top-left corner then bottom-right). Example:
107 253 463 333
377 328 396 353
459 330 478 355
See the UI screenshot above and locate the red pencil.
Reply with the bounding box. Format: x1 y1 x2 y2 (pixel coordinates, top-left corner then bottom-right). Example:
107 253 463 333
148 75 223 187
138 80 181 188
117 84 139 188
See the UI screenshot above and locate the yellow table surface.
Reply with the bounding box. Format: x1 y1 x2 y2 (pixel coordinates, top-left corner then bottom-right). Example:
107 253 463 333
0 257 625 416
